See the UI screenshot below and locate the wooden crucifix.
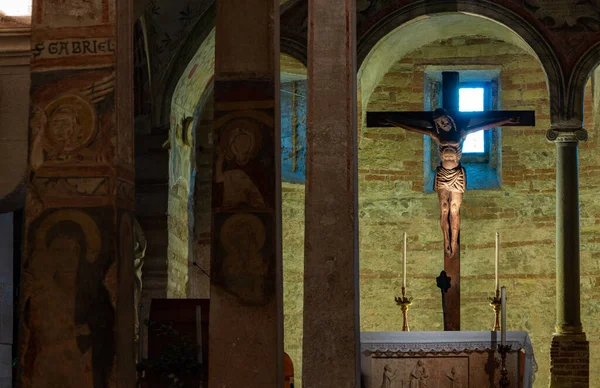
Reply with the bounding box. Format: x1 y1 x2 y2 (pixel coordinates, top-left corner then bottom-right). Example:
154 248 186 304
367 72 535 331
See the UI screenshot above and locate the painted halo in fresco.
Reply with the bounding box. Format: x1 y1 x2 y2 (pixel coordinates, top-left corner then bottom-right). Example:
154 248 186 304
36 209 101 263
43 94 97 154
220 118 263 166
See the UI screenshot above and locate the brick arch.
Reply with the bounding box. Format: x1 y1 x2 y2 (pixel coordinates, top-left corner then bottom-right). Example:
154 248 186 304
281 36 307 67
158 4 215 127
357 0 563 124
568 42 600 127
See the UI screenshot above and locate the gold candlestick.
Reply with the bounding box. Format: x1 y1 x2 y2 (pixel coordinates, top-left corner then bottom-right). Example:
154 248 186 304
489 289 501 331
395 287 413 331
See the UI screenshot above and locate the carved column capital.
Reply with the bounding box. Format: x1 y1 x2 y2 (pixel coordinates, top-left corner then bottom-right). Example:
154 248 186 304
546 128 588 143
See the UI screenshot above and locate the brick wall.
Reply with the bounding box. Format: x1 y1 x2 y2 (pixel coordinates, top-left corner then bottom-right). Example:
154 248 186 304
167 179 190 298
550 334 589 387
282 182 305 386
359 36 600 388
281 36 600 387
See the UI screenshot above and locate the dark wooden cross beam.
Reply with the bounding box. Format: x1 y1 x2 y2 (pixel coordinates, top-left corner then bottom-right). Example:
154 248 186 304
367 72 535 331
367 71 535 136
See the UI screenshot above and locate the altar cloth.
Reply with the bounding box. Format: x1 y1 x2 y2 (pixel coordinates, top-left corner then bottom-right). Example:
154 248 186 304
361 331 537 388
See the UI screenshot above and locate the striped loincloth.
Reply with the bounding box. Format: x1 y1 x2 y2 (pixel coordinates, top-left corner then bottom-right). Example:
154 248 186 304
434 164 466 193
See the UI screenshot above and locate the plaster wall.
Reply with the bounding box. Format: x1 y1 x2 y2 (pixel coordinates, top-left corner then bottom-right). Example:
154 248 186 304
281 36 600 387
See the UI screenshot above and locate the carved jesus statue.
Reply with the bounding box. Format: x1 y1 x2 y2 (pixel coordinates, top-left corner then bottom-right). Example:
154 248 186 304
385 108 518 257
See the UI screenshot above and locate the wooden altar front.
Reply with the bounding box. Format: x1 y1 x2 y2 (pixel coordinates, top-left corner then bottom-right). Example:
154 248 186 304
361 331 536 388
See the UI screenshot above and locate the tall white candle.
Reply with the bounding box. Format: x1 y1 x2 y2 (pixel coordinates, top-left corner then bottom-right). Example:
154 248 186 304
501 286 507 346
495 232 499 291
403 232 407 288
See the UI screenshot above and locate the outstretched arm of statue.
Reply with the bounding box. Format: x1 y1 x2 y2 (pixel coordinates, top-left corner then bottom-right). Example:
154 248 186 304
383 119 438 140
464 117 519 135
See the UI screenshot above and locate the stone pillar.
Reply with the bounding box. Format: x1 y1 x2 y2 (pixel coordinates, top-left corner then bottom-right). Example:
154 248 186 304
303 0 360 387
546 128 589 388
18 0 136 386
0 213 13 388
209 0 283 386
0 27 30 213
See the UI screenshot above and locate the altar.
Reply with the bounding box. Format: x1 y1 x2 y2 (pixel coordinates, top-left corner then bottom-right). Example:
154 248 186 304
361 331 536 388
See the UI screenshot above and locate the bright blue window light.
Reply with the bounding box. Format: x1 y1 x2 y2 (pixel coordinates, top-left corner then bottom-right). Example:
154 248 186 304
459 87 484 153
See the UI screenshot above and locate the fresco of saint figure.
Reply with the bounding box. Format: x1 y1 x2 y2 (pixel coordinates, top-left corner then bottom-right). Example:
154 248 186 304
216 118 265 208
30 73 116 169
22 210 113 388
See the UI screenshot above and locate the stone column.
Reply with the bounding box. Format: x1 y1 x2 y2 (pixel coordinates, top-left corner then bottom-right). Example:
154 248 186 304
18 0 136 386
546 128 589 388
303 0 360 387
0 213 13 388
208 0 283 386
0 27 30 213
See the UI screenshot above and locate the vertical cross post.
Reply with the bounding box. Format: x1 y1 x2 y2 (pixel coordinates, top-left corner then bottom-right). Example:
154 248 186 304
442 71 460 111
441 71 460 331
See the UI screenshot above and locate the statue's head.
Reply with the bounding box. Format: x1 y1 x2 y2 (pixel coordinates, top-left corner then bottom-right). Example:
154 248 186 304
433 108 456 133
